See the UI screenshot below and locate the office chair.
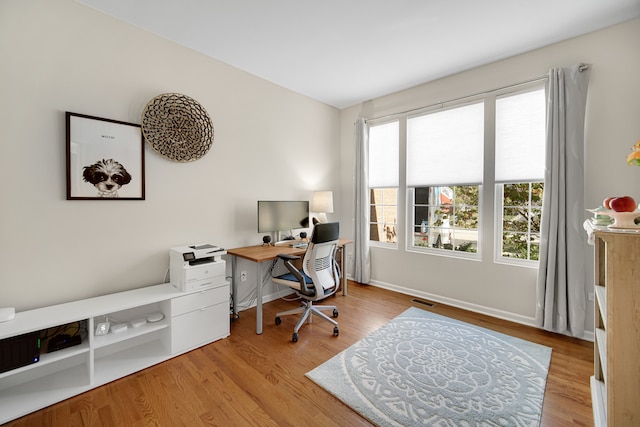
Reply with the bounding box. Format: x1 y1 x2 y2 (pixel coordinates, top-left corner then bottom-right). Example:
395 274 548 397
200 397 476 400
272 222 340 342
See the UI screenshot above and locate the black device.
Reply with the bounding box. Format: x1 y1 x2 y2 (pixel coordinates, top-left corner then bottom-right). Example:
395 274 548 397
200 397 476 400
47 334 82 353
300 232 307 239
0 331 41 374
262 235 272 245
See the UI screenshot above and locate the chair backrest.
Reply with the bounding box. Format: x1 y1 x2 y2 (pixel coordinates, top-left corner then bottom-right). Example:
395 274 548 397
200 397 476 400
303 222 339 296
311 221 339 244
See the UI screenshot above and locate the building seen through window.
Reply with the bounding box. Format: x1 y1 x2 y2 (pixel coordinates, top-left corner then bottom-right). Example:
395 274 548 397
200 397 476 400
370 188 397 243
412 186 478 252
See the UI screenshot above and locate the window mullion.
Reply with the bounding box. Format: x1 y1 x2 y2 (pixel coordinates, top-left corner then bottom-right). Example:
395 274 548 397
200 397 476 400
398 116 407 250
483 95 496 260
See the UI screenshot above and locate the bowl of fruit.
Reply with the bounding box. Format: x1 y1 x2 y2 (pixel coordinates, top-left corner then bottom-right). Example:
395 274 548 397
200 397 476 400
588 196 640 229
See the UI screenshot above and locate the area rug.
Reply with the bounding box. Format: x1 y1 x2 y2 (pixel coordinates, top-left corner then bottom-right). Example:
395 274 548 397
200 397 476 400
306 307 551 427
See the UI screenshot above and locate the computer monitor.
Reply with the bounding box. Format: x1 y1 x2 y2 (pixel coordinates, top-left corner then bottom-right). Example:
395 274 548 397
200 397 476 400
257 201 309 237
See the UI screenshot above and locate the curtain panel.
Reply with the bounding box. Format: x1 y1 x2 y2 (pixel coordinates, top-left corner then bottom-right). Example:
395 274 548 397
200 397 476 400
354 118 371 284
536 63 591 337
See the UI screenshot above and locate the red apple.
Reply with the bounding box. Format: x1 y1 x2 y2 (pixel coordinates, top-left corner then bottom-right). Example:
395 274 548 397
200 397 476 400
609 196 636 212
603 196 616 209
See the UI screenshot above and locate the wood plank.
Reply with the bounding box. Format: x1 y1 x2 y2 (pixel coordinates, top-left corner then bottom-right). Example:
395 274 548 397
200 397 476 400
596 232 640 427
5 282 594 427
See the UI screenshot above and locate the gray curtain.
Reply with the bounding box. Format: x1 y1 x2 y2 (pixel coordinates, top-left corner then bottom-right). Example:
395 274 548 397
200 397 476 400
536 63 591 337
354 118 371 284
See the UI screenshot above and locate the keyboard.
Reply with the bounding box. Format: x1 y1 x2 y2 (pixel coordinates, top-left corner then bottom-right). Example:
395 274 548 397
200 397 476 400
290 242 308 248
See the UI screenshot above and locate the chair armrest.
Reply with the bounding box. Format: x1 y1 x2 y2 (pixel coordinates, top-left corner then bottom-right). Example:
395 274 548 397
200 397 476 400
276 254 313 296
277 253 301 261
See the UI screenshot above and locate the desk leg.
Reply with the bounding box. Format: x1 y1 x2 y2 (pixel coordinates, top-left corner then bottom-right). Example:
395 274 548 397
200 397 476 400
256 261 263 334
231 256 238 320
341 246 347 296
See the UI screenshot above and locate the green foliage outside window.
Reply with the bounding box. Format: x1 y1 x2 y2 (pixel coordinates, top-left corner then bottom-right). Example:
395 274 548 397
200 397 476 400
501 182 543 260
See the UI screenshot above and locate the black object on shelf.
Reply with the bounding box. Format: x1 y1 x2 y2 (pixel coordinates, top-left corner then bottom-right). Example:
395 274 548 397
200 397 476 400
47 334 82 353
0 331 41 373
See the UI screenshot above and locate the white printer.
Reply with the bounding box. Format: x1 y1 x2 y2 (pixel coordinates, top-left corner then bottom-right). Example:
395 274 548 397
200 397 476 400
170 244 227 292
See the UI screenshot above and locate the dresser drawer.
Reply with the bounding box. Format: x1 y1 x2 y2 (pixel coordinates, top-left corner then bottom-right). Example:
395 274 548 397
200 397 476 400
171 284 228 317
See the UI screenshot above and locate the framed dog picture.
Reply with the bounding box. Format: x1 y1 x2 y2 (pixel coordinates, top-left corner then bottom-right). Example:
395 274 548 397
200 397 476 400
66 112 145 200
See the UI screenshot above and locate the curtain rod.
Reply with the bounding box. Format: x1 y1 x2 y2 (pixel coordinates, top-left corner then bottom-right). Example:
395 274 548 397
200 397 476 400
365 63 590 123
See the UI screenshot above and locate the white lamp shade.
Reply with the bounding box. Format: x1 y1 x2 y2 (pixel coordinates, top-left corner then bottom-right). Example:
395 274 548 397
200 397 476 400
311 191 334 213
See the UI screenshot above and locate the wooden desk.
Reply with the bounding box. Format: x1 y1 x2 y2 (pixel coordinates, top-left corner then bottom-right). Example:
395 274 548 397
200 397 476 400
228 238 352 334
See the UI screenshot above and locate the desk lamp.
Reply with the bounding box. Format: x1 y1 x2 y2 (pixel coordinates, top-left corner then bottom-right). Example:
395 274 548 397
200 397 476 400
311 191 333 224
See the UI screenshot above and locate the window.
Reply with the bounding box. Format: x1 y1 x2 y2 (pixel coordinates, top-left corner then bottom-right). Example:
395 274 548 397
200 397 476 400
370 188 398 243
499 183 543 260
364 82 546 264
412 186 478 252
369 121 399 244
407 102 484 255
495 88 546 263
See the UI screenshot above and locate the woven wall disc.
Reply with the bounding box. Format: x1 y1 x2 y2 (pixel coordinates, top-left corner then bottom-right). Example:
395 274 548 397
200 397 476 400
141 93 214 162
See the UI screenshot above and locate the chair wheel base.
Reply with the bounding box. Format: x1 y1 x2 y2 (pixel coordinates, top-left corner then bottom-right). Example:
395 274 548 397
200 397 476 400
292 332 298 342
333 326 339 336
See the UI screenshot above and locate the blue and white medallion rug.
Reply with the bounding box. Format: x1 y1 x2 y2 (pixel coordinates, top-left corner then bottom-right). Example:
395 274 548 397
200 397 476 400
307 307 552 427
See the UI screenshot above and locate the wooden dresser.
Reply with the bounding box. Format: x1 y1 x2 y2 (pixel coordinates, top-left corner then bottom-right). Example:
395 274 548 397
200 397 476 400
587 222 640 426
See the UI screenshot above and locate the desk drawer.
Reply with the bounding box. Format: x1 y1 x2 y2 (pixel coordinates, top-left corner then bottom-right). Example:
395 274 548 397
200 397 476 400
171 285 228 317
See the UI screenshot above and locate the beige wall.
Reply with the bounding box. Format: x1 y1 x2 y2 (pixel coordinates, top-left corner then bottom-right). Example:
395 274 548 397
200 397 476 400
338 18 640 333
0 0 340 310
3 0 638 336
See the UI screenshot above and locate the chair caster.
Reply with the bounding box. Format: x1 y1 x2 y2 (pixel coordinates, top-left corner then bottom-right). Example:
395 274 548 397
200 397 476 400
333 309 339 318
292 332 298 342
275 316 281 325
333 326 339 336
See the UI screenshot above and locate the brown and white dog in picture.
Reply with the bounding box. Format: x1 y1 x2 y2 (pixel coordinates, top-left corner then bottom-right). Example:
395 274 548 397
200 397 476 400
82 159 132 198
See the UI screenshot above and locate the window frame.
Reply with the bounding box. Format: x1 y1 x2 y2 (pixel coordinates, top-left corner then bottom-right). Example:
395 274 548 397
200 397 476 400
408 185 481 260
404 99 484 260
368 120 400 248
364 81 546 266
494 182 543 267
493 84 546 267
369 187 398 247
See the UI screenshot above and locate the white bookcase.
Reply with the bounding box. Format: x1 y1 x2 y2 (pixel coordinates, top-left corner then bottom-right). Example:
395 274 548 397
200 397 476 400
586 221 640 427
0 282 229 424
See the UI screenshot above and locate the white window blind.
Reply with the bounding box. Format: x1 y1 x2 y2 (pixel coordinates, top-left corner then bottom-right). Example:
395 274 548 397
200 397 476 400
369 121 399 188
495 88 546 183
407 102 484 186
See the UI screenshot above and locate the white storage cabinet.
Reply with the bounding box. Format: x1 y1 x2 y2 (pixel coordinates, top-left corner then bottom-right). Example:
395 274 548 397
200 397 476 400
0 282 229 424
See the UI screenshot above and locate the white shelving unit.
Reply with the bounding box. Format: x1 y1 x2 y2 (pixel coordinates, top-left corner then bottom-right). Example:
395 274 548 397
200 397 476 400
0 282 229 424
586 220 640 427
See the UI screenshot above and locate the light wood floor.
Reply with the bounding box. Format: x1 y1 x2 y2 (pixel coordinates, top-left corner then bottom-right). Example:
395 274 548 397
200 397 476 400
7 282 594 426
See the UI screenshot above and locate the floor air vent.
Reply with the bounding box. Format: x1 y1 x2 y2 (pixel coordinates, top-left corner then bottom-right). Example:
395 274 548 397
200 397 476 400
411 298 436 308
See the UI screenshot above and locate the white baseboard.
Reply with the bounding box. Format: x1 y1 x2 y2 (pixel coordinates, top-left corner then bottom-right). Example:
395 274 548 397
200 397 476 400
369 279 537 325
582 330 595 342
366 278 594 342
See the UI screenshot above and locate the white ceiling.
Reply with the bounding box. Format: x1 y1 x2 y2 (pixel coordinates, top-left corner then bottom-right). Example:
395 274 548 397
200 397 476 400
77 0 640 109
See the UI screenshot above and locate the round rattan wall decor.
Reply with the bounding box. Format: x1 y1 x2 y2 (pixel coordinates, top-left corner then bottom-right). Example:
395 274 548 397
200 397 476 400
141 93 214 162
